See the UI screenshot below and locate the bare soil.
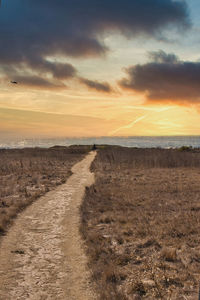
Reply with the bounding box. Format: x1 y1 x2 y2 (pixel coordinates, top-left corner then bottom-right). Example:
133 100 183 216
81 147 200 299
0 151 97 300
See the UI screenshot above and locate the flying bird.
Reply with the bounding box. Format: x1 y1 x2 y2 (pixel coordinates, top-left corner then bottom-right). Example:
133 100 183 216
10 81 18 84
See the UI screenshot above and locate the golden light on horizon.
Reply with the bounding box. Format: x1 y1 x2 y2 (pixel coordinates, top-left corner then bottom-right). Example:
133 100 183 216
0 93 200 138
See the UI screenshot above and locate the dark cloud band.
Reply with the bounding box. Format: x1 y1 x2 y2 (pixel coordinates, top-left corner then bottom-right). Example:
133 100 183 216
79 77 112 93
119 50 200 104
10 75 66 90
0 0 190 88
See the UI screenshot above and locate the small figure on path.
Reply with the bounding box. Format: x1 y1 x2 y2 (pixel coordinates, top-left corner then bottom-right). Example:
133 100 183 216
92 144 97 151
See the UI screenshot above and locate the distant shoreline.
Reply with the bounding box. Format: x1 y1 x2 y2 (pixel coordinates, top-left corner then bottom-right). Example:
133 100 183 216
1 135 200 150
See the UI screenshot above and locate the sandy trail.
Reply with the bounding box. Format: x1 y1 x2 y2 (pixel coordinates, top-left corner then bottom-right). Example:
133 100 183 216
0 151 97 300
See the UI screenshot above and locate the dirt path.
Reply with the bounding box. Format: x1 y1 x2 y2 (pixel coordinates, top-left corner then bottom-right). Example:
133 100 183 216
0 151 97 300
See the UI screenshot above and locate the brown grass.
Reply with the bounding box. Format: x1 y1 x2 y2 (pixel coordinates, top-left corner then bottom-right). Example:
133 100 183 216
0 145 89 235
81 147 200 299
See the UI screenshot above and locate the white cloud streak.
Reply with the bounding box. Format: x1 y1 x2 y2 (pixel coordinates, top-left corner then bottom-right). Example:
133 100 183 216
108 115 147 136
108 107 172 136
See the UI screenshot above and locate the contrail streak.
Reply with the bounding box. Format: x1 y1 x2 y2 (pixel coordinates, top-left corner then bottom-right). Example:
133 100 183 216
108 107 173 136
108 115 147 136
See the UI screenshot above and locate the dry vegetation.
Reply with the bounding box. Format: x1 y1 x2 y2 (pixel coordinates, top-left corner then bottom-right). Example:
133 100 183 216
0 145 89 235
81 147 200 299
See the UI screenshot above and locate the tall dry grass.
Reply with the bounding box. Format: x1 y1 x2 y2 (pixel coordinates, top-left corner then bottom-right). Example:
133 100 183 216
0 146 89 235
81 147 200 299
93 146 200 169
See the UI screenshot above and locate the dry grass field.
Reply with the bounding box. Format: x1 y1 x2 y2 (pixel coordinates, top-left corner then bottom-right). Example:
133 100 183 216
81 147 200 299
0 145 89 235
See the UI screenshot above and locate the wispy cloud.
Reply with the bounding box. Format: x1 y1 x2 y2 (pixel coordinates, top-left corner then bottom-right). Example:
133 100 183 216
124 106 172 112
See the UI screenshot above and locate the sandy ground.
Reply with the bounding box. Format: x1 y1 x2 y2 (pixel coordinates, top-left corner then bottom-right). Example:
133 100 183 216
0 151 97 300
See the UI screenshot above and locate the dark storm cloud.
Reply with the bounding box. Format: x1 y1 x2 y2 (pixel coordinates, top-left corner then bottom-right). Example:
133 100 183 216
27 59 77 80
13 75 66 89
148 50 179 64
119 50 200 103
0 0 190 88
0 59 77 80
79 78 112 93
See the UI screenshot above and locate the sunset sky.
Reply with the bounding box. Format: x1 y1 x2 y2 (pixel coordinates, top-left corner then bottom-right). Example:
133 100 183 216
0 0 200 138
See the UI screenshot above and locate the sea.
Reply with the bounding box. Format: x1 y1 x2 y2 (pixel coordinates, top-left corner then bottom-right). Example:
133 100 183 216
0 136 200 149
